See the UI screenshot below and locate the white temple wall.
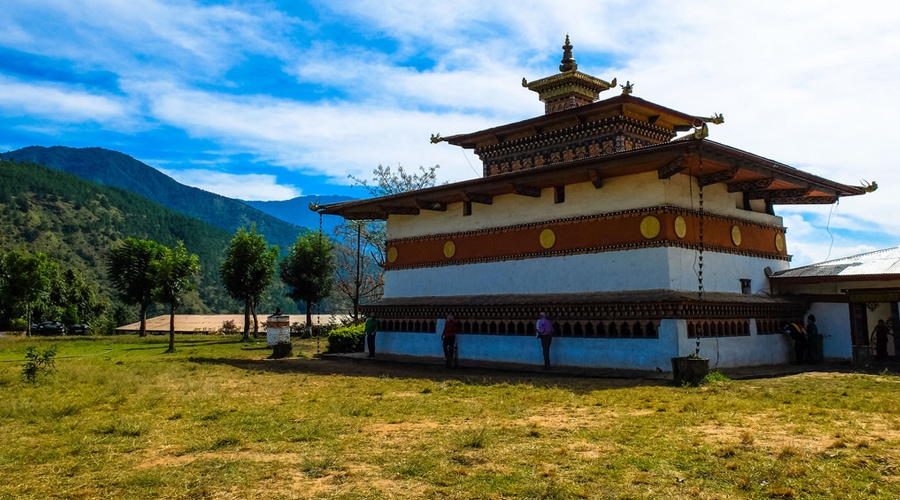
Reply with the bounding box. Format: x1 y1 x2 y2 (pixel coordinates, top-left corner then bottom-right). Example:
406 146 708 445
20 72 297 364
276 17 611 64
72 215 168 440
373 318 794 370
387 172 782 240
384 247 788 298
667 251 788 294
677 319 792 367
808 302 852 361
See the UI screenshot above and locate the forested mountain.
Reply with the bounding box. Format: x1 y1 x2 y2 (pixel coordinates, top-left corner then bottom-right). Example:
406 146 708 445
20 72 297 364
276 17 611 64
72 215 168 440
0 146 305 250
0 159 299 323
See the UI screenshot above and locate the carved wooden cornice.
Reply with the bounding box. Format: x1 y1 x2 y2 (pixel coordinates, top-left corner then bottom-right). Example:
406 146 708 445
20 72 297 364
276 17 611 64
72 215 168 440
769 195 838 205
727 178 774 193
746 188 809 200
697 167 737 187
361 291 807 339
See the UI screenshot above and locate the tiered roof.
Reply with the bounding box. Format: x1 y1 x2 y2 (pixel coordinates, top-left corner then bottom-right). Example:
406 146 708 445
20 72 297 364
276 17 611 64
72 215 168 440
322 37 866 220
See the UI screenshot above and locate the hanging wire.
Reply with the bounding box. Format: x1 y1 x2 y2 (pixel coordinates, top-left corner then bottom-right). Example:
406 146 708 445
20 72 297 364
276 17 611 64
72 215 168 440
461 148 480 177
824 200 839 261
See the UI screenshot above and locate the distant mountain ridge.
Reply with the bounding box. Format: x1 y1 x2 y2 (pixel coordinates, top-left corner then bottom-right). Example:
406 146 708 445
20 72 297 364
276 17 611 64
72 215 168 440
244 195 355 236
0 146 305 250
0 157 300 315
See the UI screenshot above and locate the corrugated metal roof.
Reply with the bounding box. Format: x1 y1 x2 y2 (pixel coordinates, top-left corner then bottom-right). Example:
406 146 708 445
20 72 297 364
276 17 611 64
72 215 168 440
772 247 900 279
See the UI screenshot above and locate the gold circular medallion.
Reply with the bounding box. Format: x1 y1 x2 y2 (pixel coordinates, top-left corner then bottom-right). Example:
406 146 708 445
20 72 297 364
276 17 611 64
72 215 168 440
775 233 785 252
539 229 556 249
674 216 687 239
443 240 456 259
731 225 742 246
387 246 398 263
640 216 661 239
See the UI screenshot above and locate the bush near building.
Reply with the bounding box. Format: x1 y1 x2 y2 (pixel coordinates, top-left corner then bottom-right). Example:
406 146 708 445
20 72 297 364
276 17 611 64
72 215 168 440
325 323 364 353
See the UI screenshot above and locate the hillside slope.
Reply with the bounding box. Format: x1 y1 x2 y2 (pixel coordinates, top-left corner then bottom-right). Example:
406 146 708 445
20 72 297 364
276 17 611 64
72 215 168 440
0 159 299 318
0 146 305 249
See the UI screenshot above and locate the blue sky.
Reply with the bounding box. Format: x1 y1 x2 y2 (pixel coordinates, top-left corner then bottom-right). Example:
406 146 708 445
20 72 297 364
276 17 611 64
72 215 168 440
1 0 898 266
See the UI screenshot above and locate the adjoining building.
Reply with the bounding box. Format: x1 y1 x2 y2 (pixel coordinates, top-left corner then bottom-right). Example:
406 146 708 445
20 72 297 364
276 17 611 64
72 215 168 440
770 247 900 366
320 36 870 371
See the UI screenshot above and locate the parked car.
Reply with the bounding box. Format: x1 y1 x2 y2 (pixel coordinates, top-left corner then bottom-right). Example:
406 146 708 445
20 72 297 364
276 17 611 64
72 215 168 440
34 321 66 335
69 323 90 335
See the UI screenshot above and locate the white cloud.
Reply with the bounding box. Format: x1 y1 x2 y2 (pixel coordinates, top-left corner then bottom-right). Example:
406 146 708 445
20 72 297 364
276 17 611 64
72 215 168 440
2 0 300 81
126 79 496 184
158 168 302 201
0 76 129 122
3 0 900 256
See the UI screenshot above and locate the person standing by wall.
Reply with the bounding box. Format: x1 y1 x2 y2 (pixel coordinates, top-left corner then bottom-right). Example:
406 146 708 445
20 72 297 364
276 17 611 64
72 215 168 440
441 314 458 368
536 312 554 368
364 316 379 357
784 321 808 364
806 314 822 364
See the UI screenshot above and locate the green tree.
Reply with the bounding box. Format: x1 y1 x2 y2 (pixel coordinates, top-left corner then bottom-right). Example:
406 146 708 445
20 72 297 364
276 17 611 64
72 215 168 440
0 250 61 336
107 238 166 337
280 231 335 327
60 269 109 327
220 226 279 341
153 242 201 353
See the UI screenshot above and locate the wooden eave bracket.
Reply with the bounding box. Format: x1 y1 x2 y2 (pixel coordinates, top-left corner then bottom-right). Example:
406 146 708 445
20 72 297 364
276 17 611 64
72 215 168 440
463 192 494 205
511 183 542 198
588 169 603 189
658 156 686 179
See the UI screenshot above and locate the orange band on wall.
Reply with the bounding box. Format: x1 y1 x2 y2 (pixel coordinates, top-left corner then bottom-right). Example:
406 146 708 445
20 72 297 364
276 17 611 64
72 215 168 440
385 207 787 270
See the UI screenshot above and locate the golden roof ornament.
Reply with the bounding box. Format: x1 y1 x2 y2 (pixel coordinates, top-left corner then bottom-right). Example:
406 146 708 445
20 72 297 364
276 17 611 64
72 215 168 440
522 35 617 114
559 34 577 72
620 80 634 95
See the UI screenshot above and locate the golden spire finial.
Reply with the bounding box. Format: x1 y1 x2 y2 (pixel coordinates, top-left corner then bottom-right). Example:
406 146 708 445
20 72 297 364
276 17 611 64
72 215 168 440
559 34 577 72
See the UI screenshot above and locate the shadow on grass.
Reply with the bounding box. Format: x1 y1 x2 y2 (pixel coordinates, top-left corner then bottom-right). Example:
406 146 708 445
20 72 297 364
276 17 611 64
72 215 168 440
186 355 671 392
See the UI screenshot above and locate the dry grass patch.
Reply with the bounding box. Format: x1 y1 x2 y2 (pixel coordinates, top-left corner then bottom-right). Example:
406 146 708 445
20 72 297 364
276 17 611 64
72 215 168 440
2 335 900 499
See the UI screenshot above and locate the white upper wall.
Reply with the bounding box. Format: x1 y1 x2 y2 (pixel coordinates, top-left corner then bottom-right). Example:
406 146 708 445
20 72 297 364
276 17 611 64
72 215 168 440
387 171 782 240
384 246 789 297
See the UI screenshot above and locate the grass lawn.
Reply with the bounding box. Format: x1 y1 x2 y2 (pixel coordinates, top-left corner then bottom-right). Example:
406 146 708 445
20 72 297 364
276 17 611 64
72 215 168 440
0 334 898 499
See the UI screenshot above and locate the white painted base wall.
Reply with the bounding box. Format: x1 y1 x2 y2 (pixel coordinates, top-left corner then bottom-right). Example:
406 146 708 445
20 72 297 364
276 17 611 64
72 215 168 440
375 318 796 371
808 302 853 361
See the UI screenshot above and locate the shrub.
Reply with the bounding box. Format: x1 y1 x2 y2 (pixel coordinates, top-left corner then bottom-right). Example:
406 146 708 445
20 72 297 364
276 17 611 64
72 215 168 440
702 371 731 384
9 318 28 333
22 345 58 383
325 324 365 353
219 319 240 335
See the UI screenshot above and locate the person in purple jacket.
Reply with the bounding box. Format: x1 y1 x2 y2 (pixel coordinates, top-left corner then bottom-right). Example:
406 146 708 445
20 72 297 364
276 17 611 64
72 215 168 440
536 312 554 368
